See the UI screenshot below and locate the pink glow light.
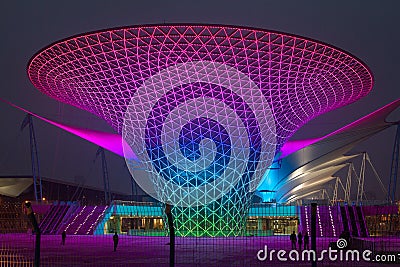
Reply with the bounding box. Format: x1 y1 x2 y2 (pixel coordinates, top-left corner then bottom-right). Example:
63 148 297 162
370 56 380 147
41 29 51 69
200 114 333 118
0 98 136 160
280 98 400 158
27 25 374 153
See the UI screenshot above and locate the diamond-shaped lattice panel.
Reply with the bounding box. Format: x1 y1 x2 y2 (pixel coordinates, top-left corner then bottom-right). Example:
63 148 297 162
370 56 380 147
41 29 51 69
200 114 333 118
122 61 276 208
27 24 374 236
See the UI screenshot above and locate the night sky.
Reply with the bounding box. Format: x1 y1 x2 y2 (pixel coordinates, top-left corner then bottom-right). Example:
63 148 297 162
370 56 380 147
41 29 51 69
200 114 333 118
0 0 399 199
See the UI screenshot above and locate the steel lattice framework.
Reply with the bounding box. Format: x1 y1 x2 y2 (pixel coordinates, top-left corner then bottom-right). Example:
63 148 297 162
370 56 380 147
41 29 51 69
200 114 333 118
28 24 373 236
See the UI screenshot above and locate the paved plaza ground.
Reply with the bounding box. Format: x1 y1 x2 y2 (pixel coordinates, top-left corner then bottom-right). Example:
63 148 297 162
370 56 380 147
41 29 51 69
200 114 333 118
1 234 399 266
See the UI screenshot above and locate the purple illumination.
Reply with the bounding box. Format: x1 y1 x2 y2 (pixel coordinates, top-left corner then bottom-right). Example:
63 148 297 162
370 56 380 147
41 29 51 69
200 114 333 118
280 98 400 158
0 98 136 160
25 25 375 223
27 25 373 151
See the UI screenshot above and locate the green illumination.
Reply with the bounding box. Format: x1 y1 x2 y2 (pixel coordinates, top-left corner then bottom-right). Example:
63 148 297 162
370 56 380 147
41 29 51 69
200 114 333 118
168 187 253 237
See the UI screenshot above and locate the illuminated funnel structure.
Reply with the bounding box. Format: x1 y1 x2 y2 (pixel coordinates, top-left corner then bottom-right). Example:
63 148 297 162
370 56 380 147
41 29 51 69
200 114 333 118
27 25 373 236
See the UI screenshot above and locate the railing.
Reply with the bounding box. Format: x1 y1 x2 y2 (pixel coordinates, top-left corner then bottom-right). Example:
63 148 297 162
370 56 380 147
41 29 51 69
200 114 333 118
41 204 62 233
73 206 108 235
351 205 362 237
86 206 108 235
340 205 351 234
299 205 342 237
56 203 79 234
48 204 70 234
71 206 91 234
328 205 337 237
316 206 323 237
64 206 86 234
356 206 368 237
38 205 56 230
304 206 310 236
299 206 314 236
78 206 103 234
112 200 163 207
347 205 359 237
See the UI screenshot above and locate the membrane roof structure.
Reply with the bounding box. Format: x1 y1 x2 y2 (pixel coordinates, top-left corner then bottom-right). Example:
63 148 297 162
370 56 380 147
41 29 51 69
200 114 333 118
26 24 374 207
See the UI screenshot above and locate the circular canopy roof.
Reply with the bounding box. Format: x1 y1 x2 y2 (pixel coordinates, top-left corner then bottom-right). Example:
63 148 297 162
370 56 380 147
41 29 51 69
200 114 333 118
27 24 374 206
28 24 373 147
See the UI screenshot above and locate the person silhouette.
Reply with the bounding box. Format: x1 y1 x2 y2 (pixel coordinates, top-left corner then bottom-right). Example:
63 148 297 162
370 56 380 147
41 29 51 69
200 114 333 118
297 232 303 250
290 231 297 249
304 232 309 250
113 232 119 252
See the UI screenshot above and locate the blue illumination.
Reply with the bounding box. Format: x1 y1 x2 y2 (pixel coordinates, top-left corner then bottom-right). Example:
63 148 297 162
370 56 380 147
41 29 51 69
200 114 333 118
144 83 262 187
